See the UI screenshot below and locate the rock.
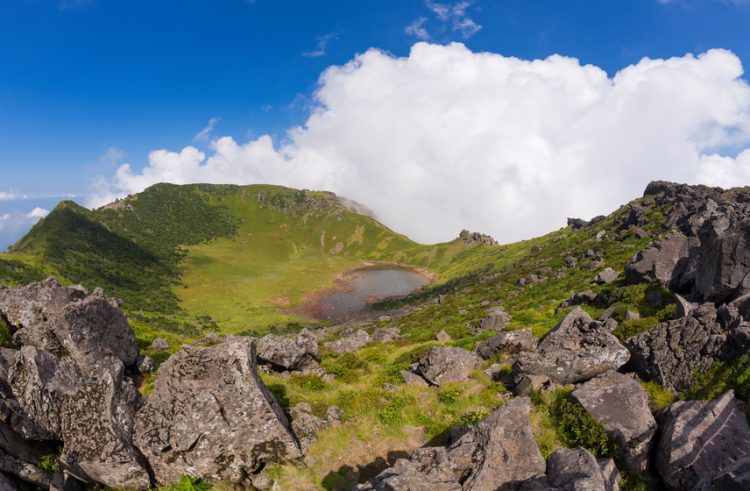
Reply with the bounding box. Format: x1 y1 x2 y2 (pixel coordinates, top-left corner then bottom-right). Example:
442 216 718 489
377 315 392 322
595 267 619 284
9 346 150 489
290 403 327 454
445 397 546 490
483 363 502 381
0 278 139 368
672 294 695 318
417 347 480 386
325 329 371 354
695 456 750 490
514 374 557 396
657 391 750 490
634 227 648 239
400 370 429 387
568 218 588 230
133 339 301 485
148 337 170 351
474 329 537 359
136 354 154 373
626 303 749 392
435 330 451 341
557 290 598 312
565 256 578 268
459 230 498 246
572 371 657 473
258 328 318 371
546 447 620 491
596 230 608 241
588 260 604 270
480 300 491 307
358 447 461 490
513 308 630 384
625 233 692 286
478 306 511 331
326 406 344 426
371 327 400 343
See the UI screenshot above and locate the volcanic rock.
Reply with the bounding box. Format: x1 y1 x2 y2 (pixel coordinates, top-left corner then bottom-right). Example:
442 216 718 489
325 329 371 354
474 329 537 359
546 447 620 491
417 346 480 386
478 306 511 331
258 328 318 371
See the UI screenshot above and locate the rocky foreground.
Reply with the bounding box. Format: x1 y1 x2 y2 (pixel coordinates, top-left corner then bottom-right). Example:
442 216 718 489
0 181 749 490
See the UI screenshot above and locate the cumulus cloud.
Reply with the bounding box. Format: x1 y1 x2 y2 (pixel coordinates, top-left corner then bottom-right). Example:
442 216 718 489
26 207 50 220
91 43 750 244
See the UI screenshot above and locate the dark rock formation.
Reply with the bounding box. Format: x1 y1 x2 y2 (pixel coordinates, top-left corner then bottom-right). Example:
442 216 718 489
557 290 598 313
626 303 750 392
546 447 620 491
513 308 630 384
572 371 657 473
417 346 480 386
258 328 318 371
458 229 498 246
478 306 511 331
474 329 537 359
657 391 750 490
133 338 301 485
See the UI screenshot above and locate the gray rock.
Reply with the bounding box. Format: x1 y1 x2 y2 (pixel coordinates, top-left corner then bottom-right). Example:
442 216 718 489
513 308 630 384
136 354 154 374
572 371 657 473
417 346 480 386
623 310 640 321
546 447 620 491
595 268 619 285
290 403 326 454
557 290 597 313
133 339 301 485
325 329 371 354
358 447 460 491
258 328 318 371
400 370 429 387
565 256 578 268
694 456 750 490
625 233 692 286
475 329 537 359
514 374 557 396
435 330 451 342
371 327 400 343
626 303 749 392
326 405 344 426
377 315 392 322
148 337 170 351
657 391 750 490
478 306 511 331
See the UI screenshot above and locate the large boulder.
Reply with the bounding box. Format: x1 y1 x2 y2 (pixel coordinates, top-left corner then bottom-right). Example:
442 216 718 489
546 447 620 491
513 308 630 385
626 303 750 392
625 233 693 286
0 278 139 368
694 456 750 490
133 339 301 486
572 371 657 473
474 329 537 359
417 346 479 386
657 390 750 490
478 306 511 331
258 328 318 371
325 329 371 354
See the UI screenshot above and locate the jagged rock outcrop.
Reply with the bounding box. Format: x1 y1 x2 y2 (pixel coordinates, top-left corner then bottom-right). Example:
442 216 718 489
513 308 630 385
325 329 371 354
417 346 480 386
657 391 750 490
133 338 301 485
458 229 497 246
694 456 750 490
258 328 318 371
546 447 620 491
626 303 750 392
0 278 149 489
625 181 750 304
359 397 545 490
474 329 537 359
572 371 657 473
478 306 511 331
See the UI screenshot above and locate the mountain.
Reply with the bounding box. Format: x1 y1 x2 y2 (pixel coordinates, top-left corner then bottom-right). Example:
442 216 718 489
1 181 749 490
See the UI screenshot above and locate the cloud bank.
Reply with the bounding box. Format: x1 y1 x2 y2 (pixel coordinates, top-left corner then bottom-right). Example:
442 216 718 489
92 43 750 244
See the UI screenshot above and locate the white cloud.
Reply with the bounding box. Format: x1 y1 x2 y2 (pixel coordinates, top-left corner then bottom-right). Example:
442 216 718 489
302 33 338 58
420 1 482 38
0 192 17 201
26 207 49 220
194 117 221 143
405 18 431 40
91 44 750 244
0 214 9 230
98 146 124 164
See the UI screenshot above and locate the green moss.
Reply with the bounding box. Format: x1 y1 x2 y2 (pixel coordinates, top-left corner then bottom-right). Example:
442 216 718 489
683 354 750 406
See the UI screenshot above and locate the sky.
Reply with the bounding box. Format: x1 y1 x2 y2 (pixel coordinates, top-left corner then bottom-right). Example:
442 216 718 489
1 0 750 249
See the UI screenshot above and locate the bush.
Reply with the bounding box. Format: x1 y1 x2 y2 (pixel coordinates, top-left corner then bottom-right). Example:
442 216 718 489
289 373 328 392
683 354 750 405
322 352 369 384
158 475 210 491
550 390 619 458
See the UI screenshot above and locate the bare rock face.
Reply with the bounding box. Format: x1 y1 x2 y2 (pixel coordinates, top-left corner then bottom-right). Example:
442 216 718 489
0 278 139 368
417 346 480 386
657 391 750 490
474 329 538 359
133 338 301 485
258 328 318 371
625 182 750 304
694 456 750 490
513 308 630 385
546 447 620 491
359 397 545 491
572 371 657 473
626 303 749 392
478 306 511 331
325 329 371 354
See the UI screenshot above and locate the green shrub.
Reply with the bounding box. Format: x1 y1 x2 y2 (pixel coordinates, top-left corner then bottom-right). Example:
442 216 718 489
157 475 210 491
550 390 619 458
437 386 463 405
683 354 750 405
322 352 368 384
289 373 328 392
379 394 410 425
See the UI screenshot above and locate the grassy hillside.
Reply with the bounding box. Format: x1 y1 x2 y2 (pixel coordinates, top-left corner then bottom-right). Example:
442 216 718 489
1 183 497 338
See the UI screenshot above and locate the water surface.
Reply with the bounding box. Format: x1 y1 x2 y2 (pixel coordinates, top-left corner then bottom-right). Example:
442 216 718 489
315 267 429 320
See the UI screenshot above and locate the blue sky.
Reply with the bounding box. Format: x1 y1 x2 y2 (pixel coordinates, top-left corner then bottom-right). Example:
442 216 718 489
1 0 750 248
